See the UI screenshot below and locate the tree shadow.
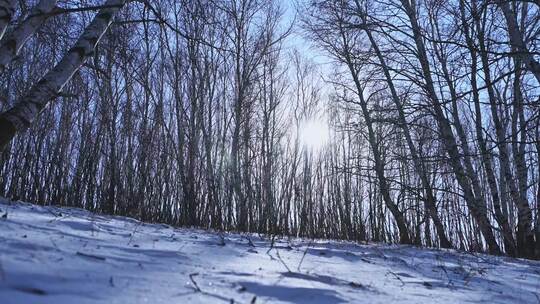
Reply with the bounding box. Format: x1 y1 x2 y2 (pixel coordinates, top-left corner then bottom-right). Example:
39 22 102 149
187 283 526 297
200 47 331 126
238 281 347 304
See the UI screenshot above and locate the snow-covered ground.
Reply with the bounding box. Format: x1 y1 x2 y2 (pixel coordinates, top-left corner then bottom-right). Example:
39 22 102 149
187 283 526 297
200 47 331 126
0 199 539 303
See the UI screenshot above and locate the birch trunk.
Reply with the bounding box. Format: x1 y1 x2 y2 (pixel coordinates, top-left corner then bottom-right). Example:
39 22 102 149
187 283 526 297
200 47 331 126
512 71 533 256
474 7 535 257
0 0 57 74
400 0 501 254
511 2 536 259
362 26 450 248
497 1 540 84
459 0 516 256
0 0 16 41
340 30 412 244
430 17 494 249
0 0 126 151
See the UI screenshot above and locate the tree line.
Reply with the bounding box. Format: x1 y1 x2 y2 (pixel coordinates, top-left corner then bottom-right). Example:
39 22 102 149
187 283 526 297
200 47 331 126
0 0 539 259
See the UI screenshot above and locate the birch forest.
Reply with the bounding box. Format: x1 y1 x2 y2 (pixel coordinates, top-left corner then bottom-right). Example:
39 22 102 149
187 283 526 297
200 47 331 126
0 0 539 261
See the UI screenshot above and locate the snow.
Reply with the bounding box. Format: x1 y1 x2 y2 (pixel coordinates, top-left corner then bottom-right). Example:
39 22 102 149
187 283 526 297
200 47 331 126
0 199 539 303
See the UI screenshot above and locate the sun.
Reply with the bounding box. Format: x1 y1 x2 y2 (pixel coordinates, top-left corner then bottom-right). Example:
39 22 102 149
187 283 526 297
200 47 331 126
298 119 331 151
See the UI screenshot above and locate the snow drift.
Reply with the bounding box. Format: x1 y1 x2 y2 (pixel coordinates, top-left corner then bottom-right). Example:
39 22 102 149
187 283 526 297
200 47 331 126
0 199 539 303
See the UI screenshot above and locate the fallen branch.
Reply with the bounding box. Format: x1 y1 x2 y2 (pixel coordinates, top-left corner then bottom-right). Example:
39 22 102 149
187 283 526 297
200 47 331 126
187 272 240 303
188 273 201 292
127 222 142 246
297 240 313 272
386 271 405 287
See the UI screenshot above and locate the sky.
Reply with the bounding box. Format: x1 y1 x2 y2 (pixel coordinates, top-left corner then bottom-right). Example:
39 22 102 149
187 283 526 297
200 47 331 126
281 0 334 70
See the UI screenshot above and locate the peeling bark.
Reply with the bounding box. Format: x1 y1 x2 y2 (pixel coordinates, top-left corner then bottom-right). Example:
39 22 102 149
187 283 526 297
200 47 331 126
0 0 126 151
0 0 16 41
0 0 58 73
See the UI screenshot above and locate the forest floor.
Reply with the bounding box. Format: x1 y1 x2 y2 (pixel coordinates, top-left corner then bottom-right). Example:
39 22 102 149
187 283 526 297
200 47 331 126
0 199 539 303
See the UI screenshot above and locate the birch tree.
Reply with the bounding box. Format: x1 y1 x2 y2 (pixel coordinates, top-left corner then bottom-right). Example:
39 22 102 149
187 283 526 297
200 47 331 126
0 0 126 151
0 0 16 40
0 0 57 73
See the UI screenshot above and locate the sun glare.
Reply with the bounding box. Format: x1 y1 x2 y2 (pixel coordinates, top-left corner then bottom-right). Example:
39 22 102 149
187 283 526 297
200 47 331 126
298 119 331 151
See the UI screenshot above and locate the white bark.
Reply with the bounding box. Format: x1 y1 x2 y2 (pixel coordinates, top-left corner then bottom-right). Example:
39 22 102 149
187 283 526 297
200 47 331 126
0 0 16 42
0 0 126 150
0 0 57 73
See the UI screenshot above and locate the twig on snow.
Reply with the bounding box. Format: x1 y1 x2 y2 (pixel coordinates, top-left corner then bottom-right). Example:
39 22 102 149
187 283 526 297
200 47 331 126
127 222 142 246
187 272 240 303
297 240 313 272
189 273 202 292
275 249 291 273
386 271 405 287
